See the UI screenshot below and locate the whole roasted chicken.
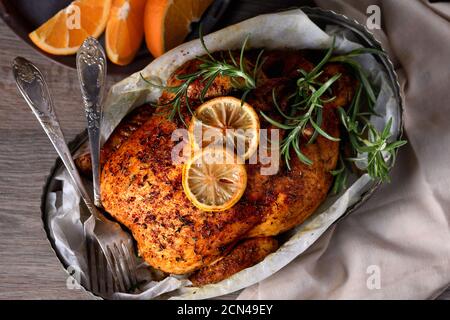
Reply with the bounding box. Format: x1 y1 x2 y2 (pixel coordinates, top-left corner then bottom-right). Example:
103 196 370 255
76 49 356 286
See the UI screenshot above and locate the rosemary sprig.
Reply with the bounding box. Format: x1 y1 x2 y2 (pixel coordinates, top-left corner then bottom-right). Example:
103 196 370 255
260 73 341 169
297 37 336 94
259 37 341 169
330 47 406 192
331 154 348 194
338 109 407 181
196 31 259 98
140 26 264 125
332 106 407 193
139 73 195 126
329 47 385 113
259 37 406 189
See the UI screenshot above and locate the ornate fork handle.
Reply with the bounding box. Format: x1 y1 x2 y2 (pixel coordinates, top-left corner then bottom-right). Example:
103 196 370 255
76 37 107 208
12 57 101 218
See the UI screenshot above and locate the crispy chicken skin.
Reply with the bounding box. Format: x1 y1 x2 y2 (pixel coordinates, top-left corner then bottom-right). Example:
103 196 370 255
247 109 340 237
321 63 356 109
100 110 338 274
75 105 154 176
190 237 279 286
101 114 264 274
97 50 356 281
159 58 234 105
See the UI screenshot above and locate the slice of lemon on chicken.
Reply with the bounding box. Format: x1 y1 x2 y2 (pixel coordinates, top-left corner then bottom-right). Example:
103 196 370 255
182 147 247 212
189 96 260 160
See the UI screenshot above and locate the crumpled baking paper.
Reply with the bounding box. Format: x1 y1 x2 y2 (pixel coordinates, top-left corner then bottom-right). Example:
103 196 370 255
44 9 401 300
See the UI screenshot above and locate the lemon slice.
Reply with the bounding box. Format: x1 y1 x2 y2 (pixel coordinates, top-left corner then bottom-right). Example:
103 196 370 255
189 97 260 160
182 147 247 212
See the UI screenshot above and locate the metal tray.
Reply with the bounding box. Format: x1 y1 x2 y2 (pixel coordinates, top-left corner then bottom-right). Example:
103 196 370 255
40 7 404 299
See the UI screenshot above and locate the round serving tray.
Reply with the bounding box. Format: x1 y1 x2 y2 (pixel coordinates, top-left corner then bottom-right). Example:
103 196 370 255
41 7 404 299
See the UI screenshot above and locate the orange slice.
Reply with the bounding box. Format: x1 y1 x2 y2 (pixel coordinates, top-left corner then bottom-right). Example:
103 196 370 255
144 0 213 57
182 147 247 212
29 0 112 55
106 0 147 65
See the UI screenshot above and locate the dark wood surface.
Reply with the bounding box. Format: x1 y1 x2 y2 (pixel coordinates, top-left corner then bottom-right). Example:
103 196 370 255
0 18 92 300
0 0 313 300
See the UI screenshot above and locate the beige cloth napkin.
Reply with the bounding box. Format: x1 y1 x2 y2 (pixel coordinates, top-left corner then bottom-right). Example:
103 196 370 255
238 0 450 299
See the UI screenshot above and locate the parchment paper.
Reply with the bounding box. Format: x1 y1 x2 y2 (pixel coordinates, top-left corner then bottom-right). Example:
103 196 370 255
44 9 400 300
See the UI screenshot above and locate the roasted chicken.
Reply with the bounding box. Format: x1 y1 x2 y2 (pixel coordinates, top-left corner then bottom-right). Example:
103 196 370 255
77 50 357 285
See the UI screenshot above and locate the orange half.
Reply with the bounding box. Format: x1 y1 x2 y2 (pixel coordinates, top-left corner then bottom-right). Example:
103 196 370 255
144 0 213 57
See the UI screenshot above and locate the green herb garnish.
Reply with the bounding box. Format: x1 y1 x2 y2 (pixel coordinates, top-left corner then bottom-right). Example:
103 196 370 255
260 37 406 189
260 73 341 169
337 107 407 187
329 47 383 113
139 73 195 127
331 154 348 194
260 37 341 169
140 26 264 125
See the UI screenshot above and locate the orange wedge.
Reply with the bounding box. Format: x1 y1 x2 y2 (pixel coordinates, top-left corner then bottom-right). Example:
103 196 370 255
106 0 147 65
144 0 213 57
29 0 112 55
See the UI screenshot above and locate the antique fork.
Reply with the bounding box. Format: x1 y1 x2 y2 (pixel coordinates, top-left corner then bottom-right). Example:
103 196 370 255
76 37 138 294
12 57 137 294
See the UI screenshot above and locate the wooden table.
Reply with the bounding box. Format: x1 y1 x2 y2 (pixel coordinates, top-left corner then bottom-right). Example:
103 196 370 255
0 0 315 300
0 18 93 300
